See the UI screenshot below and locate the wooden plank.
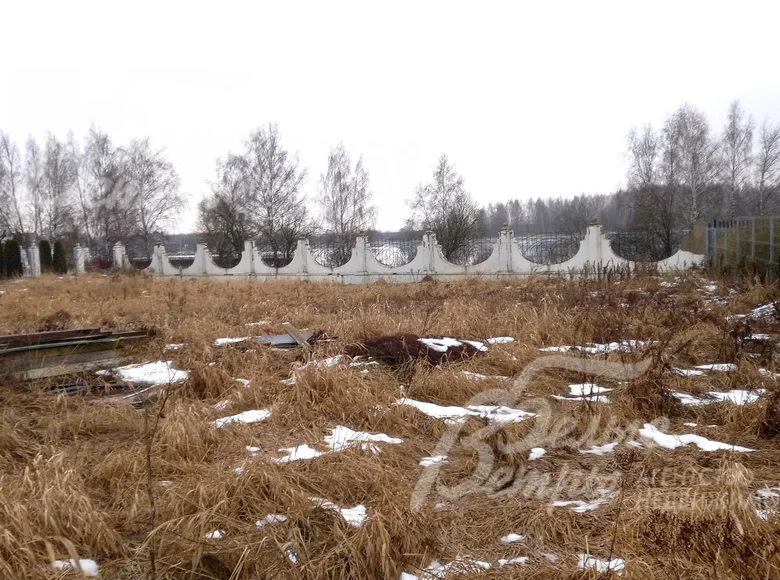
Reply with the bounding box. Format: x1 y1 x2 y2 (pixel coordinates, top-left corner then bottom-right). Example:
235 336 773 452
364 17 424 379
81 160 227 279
0 349 128 377
0 338 120 360
0 328 103 348
282 323 313 352
15 352 133 381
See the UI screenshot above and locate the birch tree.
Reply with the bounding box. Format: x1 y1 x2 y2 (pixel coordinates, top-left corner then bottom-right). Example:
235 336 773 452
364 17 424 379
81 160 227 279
753 120 780 215
317 143 376 264
0 132 26 235
721 100 754 218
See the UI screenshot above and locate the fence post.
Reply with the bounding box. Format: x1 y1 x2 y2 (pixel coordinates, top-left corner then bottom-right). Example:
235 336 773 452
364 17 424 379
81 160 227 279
501 224 513 273
735 218 741 264
355 234 368 274
74 244 85 275
751 217 756 261
113 242 127 270
27 245 41 277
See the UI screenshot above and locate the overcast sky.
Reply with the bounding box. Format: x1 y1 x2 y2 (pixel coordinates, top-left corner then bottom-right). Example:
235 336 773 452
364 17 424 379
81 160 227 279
2 0 780 232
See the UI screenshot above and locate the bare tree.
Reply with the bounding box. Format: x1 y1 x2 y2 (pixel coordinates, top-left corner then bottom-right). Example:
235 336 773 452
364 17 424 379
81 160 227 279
626 124 679 256
40 133 78 240
244 124 313 263
124 138 184 256
406 155 483 261
317 143 376 264
666 104 721 227
199 154 256 266
0 132 26 235
753 120 780 216
721 100 754 218
25 136 45 238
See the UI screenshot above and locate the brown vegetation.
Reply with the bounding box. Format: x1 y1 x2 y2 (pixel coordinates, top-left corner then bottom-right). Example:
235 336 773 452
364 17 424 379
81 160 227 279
0 272 779 579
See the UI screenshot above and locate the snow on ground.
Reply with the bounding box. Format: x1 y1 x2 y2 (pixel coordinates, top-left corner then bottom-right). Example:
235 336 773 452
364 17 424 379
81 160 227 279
324 425 404 453
486 337 514 344
578 554 625 575
211 409 271 428
729 303 776 321
420 455 447 467
274 426 403 462
500 533 525 543
528 448 546 460
418 337 488 352
695 363 738 372
204 530 224 539
540 340 644 354
234 378 251 387
165 343 184 350
568 383 612 396
639 423 753 452
552 394 610 404
672 367 707 377
52 559 100 577
580 442 620 455
397 398 535 424
98 360 188 386
672 389 765 406
214 337 249 346
282 356 346 384
310 497 367 527
256 514 288 527
460 371 510 381
497 557 528 566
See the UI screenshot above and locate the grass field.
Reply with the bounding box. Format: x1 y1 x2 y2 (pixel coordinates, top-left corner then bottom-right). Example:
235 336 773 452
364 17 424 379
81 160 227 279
1 271 779 579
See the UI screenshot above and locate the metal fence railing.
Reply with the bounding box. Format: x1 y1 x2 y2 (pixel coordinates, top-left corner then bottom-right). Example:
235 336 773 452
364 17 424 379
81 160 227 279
516 232 583 264
606 229 687 262
707 216 780 281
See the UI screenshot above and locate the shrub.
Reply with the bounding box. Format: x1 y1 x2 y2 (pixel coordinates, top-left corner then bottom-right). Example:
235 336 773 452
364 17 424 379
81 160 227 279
0 241 5 279
52 240 68 274
5 239 23 277
39 240 53 272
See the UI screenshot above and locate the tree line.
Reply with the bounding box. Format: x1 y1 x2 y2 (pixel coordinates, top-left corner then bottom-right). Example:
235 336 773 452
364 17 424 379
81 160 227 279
3 99 779 271
0 127 184 261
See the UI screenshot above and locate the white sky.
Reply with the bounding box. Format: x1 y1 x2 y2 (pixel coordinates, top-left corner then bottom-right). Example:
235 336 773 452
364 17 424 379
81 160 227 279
2 0 780 232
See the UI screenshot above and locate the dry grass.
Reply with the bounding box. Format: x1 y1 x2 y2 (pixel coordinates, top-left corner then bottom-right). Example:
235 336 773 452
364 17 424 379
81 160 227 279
1 271 779 579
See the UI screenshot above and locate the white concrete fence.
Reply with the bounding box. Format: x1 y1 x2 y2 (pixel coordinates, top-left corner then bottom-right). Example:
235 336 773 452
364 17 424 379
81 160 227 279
47 224 703 283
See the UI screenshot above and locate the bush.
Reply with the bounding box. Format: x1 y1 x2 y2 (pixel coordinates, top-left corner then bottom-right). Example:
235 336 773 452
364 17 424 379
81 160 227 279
39 240 53 272
5 239 23 277
52 240 68 274
0 241 5 279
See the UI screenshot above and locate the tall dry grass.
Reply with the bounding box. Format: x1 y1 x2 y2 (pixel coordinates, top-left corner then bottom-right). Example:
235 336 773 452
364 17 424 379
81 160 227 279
0 271 779 578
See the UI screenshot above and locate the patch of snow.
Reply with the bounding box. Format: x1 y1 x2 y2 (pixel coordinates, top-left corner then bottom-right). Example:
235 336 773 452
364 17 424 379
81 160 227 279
212 409 271 428
98 360 188 386
256 514 288 526
310 497 368 527
245 320 271 326
639 423 752 452
683 422 698 427
325 425 403 453
673 389 764 406
285 549 299 564
552 489 611 512
419 337 464 352
396 398 534 424
672 367 706 377
748 333 771 341
233 378 251 387
245 445 261 455
552 394 610 403
274 444 325 463
568 383 612 396
204 529 224 539
695 363 737 372
165 343 184 350
460 371 510 380
497 557 528 566
52 559 100 577
578 554 625 575
486 337 515 344
528 448 546 461
759 368 780 378
539 345 574 352
420 455 447 467
580 442 619 455
214 337 249 346
213 400 230 410
500 533 525 543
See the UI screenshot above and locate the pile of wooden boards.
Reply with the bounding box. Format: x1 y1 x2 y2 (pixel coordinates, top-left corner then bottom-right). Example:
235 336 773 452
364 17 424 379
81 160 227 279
0 327 147 380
